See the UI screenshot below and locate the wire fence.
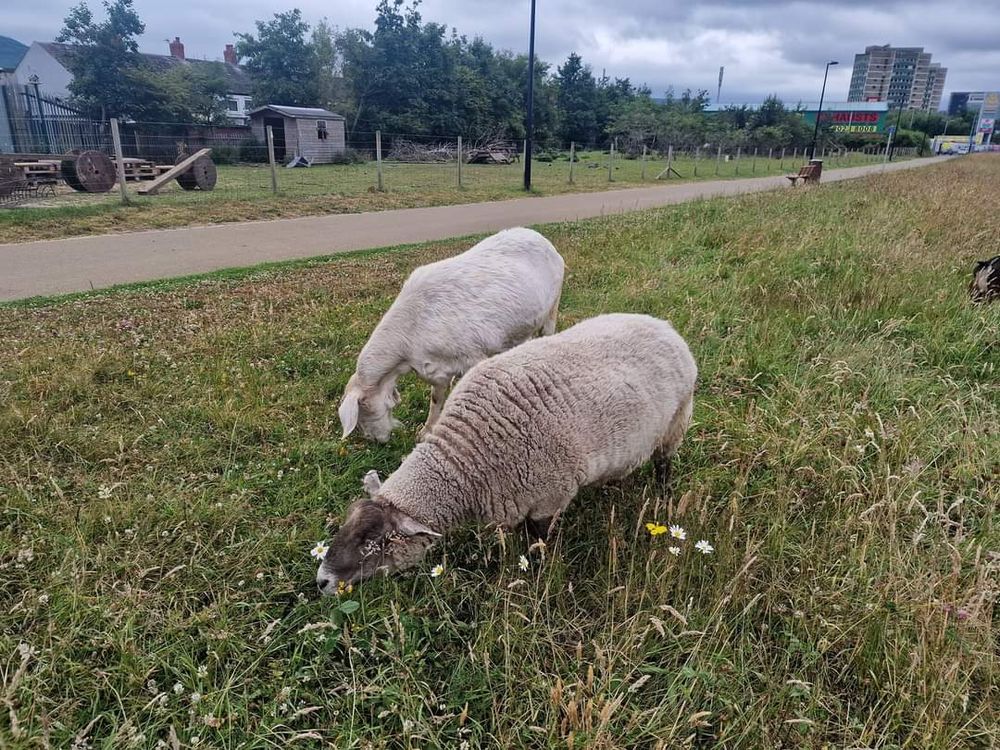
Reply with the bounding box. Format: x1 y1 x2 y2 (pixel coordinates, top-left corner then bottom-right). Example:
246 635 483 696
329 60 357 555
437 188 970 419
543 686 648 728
0 116 921 209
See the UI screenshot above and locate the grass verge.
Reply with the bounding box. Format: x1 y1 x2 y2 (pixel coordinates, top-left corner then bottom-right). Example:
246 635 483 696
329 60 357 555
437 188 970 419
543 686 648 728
0 155 997 749
0 151 900 244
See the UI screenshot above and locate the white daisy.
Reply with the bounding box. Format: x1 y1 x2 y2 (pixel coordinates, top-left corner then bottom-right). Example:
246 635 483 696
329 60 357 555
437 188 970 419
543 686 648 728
669 524 686 540
309 542 329 560
668 547 681 556
695 540 714 555
430 564 445 578
518 555 529 571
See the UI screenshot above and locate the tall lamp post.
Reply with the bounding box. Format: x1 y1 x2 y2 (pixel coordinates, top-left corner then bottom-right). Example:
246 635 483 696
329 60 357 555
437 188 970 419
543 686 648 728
523 0 537 191
809 60 838 160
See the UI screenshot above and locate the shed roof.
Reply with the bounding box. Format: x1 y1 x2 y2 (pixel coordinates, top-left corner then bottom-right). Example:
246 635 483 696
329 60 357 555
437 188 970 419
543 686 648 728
249 105 345 120
0 35 28 72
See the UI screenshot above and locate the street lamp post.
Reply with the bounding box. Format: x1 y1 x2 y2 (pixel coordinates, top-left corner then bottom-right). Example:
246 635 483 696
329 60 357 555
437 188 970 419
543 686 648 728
523 0 537 191
809 60 838 160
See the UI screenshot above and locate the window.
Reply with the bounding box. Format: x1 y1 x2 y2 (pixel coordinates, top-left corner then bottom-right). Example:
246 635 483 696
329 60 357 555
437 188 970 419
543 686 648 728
227 98 238 111
317 120 328 140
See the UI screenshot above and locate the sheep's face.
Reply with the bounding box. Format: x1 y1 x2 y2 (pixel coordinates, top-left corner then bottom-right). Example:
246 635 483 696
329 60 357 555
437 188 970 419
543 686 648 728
316 499 441 594
338 375 401 443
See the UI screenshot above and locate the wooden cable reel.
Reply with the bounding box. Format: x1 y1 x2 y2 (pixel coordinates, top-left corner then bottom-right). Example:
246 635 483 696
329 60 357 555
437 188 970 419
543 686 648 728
0 156 26 198
175 152 217 191
61 149 116 193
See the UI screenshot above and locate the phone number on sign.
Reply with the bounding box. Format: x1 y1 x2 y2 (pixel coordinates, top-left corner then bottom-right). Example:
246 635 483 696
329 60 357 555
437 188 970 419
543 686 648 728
831 125 879 133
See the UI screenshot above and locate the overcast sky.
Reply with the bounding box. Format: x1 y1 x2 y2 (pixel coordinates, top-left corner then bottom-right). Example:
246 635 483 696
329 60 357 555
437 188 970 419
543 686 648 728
7 0 998 106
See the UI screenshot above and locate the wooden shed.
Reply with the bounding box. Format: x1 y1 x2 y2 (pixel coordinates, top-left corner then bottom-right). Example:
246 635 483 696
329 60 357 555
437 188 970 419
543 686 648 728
248 105 346 164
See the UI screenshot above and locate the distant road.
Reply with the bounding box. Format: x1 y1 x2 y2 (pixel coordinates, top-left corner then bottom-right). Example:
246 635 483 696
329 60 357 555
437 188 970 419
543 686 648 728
0 156 949 302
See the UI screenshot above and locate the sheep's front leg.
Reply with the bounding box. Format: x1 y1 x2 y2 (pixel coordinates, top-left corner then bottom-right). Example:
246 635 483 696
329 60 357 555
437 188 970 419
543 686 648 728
418 382 449 438
525 515 554 541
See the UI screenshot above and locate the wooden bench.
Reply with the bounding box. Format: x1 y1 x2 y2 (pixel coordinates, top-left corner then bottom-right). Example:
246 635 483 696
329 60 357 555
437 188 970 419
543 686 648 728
786 163 821 186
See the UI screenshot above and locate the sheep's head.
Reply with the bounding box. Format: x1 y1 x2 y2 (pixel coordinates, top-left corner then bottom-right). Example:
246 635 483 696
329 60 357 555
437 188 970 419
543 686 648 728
316 498 441 594
338 374 401 443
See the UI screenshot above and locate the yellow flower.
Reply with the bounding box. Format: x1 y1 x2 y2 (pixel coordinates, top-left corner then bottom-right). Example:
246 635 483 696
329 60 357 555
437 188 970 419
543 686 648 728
336 580 353 595
646 522 668 536
430 564 445 578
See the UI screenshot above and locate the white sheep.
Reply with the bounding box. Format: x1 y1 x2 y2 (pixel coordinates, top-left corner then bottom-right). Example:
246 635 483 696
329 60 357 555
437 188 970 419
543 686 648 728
338 227 565 442
318 313 697 592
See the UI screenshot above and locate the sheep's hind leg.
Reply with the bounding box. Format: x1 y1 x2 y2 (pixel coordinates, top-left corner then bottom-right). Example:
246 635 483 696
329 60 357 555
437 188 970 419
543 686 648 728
541 292 561 336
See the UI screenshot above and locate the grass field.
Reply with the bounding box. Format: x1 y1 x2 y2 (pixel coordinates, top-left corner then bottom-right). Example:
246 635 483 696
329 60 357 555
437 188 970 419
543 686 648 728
1 156 997 749
0 149 898 244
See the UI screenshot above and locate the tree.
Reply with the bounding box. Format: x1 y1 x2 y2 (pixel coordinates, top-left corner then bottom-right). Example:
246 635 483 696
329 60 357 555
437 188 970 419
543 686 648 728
56 0 148 120
237 9 319 106
312 19 350 113
161 63 232 124
554 53 598 146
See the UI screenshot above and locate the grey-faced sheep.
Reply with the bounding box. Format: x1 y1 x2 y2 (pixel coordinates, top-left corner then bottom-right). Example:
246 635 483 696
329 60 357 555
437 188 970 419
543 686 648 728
969 255 999 303
317 313 697 593
338 227 565 442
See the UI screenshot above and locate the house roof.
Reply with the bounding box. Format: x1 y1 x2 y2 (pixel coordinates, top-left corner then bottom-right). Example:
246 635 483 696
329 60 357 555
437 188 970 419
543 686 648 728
0 35 28 71
37 41 253 95
249 105 345 120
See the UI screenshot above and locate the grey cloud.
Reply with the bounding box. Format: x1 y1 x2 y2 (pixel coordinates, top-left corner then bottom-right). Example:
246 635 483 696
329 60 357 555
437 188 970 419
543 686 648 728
8 0 995 105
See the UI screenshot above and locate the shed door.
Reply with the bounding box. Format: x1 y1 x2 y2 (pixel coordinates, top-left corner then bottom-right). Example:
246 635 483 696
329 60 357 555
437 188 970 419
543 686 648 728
264 117 286 160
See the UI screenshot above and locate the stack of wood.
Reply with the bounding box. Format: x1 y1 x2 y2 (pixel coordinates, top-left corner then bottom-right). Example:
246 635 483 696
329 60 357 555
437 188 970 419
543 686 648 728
387 139 456 162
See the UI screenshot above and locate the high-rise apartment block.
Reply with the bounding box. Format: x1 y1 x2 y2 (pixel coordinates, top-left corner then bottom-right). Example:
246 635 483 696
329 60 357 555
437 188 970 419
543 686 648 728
848 45 946 111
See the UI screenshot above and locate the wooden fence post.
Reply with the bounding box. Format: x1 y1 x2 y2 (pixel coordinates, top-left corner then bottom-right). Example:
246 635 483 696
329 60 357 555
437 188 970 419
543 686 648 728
641 144 647 180
376 130 384 191
666 145 674 178
693 146 699 176
569 141 575 184
457 135 462 188
608 139 615 181
266 125 278 195
752 146 758 173
735 146 741 175
109 117 130 205
715 145 722 175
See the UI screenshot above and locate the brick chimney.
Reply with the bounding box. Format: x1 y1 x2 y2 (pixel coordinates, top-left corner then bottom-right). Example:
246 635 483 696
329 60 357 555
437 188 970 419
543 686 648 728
169 36 185 60
223 43 237 65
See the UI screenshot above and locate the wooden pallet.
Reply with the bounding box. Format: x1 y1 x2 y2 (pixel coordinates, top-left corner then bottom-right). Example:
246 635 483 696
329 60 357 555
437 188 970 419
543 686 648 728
116 158 172 182
14 160 61 186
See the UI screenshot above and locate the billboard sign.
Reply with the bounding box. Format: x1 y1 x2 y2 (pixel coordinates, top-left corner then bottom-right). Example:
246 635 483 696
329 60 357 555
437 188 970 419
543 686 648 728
801 108 888 133
977 92 999 142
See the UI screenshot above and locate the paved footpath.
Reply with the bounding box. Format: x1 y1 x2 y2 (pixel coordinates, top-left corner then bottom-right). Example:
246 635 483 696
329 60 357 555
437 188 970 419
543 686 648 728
0 156 948 302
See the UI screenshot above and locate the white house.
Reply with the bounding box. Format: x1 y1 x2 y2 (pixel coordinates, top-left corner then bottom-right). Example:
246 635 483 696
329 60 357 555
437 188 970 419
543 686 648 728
14 37 254 124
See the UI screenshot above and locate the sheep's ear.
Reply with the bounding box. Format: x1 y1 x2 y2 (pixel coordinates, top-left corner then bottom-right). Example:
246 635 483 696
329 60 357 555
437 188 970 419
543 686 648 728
392 509 442 538
339 391 360 438
362 470 382 497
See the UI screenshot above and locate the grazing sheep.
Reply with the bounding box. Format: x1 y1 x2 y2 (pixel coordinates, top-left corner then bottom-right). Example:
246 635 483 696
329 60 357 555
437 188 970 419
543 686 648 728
969 256 999 303
338 227 565 442
317 313 697 592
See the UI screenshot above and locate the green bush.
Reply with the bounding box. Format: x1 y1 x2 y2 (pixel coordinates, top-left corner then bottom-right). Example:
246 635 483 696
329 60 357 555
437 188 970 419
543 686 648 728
238 139 269 163
328 147 367 165
212 145 239 165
